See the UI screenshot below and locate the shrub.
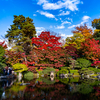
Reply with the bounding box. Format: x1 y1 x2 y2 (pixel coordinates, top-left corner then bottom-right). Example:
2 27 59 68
76 58 92 68
12 63 28 73
69 58 80 69
88 67 100 74
79 68 94 75
41 67 56 76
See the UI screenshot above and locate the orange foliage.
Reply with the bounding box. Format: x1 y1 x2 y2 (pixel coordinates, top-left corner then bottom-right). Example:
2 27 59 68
72 24 93 38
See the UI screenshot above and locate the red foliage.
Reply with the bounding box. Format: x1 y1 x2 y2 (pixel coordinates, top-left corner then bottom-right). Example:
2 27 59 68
31 31 62 51
65 45 79 58
31 48 69 68
5 50 23 66
91 61 100 67
0 41 7 48
81 38 100 61
94 86 100 96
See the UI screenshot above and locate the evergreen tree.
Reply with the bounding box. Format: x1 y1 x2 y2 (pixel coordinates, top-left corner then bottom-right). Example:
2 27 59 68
5 15 36 54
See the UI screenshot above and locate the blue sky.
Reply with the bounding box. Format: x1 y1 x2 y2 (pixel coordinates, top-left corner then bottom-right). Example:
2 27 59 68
0 0 100 41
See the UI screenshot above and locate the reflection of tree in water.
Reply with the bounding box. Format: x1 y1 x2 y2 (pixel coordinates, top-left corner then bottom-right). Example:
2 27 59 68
0 88 3 99
1 78 100 100
24 81 70 100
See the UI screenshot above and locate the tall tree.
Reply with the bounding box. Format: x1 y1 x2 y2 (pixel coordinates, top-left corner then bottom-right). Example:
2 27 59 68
5 15 36 54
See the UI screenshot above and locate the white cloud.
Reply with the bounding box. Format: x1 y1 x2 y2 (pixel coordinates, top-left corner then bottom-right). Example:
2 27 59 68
37 10 57 20
68 24 79 29
50 25 53 28
82 15 90 22
36 27 45 30
62 21 71 25
81 1 83 4
68 15 91 29
59 11 70 16
33 14 37 16
55 25 65 29
67 17 73 22
37 0 82 11
59 18 63 22
55 20 71 29
37 0 47 5
60 33 66 37
59 33 73 41
66 34 73 37
36 27 45 36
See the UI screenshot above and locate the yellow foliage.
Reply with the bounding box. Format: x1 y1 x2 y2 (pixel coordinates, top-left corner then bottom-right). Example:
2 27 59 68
12 63 28 72
64 33 85 49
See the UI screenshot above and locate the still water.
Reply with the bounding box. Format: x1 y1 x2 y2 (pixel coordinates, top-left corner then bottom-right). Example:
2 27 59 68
0 77 100 100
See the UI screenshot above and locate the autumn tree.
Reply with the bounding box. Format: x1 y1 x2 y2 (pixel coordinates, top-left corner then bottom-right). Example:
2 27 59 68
64 33 85 49
31 31 61 51
5 50 23 66
72 24 93 38
31 31 69 69
80 38 100 62
5 15 36 54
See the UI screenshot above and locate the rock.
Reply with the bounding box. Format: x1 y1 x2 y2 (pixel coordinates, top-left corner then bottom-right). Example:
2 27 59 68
50 71 54 77
97 75 100 79
59 74 65 78
64 74 68 78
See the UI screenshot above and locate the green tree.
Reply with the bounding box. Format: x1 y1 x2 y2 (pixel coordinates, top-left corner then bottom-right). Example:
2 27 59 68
5 15 36 54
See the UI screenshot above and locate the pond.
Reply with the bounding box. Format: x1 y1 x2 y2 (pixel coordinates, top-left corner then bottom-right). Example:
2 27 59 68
0 76 100 100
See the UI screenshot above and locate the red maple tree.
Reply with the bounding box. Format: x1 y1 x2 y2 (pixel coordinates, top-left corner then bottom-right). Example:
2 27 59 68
81 38 100 61
31 31 62 51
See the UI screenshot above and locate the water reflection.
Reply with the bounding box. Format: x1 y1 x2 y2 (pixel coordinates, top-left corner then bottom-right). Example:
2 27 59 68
0 77 100 100
0 78 16 100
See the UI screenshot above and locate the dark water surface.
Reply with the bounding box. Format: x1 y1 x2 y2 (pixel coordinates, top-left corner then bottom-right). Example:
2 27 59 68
0 77 100 100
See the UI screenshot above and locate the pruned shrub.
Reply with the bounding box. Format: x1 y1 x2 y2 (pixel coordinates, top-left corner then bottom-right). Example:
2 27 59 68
76 58 92 68
12 63 28 73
